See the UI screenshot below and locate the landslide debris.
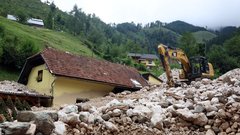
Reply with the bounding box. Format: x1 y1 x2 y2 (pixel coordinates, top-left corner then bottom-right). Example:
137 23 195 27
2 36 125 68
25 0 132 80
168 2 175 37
0 68 240 135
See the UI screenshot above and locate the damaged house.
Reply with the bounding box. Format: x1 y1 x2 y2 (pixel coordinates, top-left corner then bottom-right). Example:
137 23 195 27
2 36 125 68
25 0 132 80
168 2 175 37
18 48 148 106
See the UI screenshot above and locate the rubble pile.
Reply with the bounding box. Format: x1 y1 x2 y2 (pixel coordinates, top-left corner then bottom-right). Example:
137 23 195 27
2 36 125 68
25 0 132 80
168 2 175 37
1 68 240 135
0 80 41 96
159 68 180 83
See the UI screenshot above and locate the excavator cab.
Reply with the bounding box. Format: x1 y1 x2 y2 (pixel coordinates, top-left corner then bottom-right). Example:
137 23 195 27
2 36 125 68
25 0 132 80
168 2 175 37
189 56 210 80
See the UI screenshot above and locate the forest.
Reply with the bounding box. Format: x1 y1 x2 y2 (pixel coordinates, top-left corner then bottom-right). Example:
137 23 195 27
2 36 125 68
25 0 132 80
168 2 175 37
0 0 239 78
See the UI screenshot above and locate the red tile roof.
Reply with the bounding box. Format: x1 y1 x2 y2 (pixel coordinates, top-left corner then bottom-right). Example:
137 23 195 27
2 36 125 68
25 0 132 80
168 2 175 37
40 48 148 89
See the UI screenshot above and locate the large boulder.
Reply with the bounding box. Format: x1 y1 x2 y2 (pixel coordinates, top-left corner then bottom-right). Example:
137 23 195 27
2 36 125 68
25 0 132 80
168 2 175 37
60 105 78 114
175 108 208 126
17 111 58 122
54 121 67 135
0 122 32 135
66 113 80 126
34 112 55 135
193 113 208 126
17 111 55 135
103 121 119 132
150 105 164 130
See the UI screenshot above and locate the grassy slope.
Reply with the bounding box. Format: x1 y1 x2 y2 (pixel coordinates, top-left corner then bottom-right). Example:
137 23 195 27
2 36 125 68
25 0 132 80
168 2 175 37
193 31 217 43
0 16 95 56
0 16 96 81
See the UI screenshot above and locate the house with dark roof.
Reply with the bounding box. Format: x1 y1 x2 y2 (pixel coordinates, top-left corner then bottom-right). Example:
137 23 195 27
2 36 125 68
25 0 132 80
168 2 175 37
128 53 159 69
18 48 148 106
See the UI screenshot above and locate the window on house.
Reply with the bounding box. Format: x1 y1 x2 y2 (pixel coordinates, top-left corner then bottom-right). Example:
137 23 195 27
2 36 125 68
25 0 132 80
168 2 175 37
149 60 153 64
37 70 43 82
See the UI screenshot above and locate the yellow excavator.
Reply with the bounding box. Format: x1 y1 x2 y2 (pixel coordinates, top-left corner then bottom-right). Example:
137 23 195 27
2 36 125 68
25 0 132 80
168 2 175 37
158 44 214 87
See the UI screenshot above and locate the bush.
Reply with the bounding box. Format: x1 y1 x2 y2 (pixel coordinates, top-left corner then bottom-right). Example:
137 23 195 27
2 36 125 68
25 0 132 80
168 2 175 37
1 35 38 70
22 100 31 110
16 10 27 24
208 45 239 74
134 63 147 71
5 96 17 120
15 97 24 111
0 97 11 121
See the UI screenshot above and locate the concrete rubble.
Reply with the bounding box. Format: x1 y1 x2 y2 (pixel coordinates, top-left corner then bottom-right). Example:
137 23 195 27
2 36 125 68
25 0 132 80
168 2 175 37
0 68 240 135
0 80 43 96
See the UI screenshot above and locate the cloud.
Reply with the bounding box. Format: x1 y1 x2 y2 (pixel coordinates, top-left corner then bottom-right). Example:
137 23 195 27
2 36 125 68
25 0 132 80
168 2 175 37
47 0 240 28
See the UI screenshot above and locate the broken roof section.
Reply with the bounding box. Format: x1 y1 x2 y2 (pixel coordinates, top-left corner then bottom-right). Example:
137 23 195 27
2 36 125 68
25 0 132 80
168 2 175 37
19 48 148 89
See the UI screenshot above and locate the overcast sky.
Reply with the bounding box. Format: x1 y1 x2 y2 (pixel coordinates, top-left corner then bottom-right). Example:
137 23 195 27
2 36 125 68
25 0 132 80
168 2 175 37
43 0 240 28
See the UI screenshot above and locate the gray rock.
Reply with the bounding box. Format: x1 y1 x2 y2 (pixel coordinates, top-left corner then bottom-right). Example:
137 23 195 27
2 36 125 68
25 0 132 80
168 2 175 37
218 109 226 119
0 122 31 135
202 78 211 85
206 129 216 135
159 101 170 108
26 124 36 135
111 109 122 117
17 111 55 135
206 111 217 117
16 111 35 122
54 121 66 135
34 112 55 135
193 113 208 126
193 104 205 113
220 122 229 131
102 114 111 121
79 112 90 123
66 113 80 125
41 110 58 121
17 111 58 122
60 105 78 114
103 121 118 132
81 104 92 112
173 104 186 109
176 108 195 122
211 97 219 104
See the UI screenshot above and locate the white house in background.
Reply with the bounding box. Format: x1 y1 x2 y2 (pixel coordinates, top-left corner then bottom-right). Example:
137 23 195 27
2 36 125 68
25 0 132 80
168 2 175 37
7 14 44 28
27 18 44 27
7 14 17 21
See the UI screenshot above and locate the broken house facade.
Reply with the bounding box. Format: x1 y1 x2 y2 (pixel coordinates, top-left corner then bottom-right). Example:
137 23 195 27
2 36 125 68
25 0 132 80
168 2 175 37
142 73 162 85
18 48 148 106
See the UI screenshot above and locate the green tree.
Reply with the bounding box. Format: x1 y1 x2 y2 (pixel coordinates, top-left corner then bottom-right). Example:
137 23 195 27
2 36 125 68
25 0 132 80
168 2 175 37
15 97 24 111
16 10 27 24
208 45 238 74
179 32 198 57
224 35 240 63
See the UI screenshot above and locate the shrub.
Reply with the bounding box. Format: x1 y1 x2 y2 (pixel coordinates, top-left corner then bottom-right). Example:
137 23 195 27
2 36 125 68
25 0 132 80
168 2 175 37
15 97 24 111
22 100 31 110
0 97 11 121
5 96 17 120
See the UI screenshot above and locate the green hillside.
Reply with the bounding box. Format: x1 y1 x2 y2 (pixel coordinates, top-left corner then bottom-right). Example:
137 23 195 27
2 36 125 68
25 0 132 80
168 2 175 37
192 31 217 43
165 20 206 34
0 16 94 56
0 16 96 81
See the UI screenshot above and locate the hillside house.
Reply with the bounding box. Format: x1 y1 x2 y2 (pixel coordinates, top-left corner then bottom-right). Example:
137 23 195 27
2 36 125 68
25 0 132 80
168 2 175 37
27 18 44 27
18 48 148 106
128 53 159 69
7 14 17 21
